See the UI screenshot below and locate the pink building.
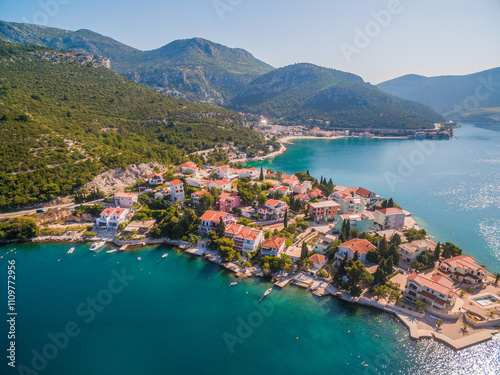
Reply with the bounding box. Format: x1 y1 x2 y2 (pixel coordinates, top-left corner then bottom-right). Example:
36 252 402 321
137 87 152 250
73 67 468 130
218 193 241 213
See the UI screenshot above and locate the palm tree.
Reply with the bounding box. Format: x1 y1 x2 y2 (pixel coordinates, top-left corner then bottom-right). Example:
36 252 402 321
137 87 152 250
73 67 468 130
494 272 500 285
437 319 444 329
459 290 467 298
462 321 468 332
487 309 497 318
390 290 402 304
467 286 474 293
414 300 426 313
373 285 388 300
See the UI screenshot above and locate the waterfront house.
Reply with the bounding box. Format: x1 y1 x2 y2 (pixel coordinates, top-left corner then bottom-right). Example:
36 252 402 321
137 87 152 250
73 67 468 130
308 201 339 222
313 235 336 255
96 208 129 230
224 224 263 254
147 173 164 185
333 212 374 233
168 179 185 202
114 192 138 208
123 220 155 234
208 179 232 191
404 271 456 310
260 236 287 257
191 190 211 205
374 208 405 231
283 246 301 262
356 187 380 205
309 253 327 269
398 239 437 264
335 239 376 265
438 255 487 284
199 210 235 235
179 162 199 175
217 192 241 213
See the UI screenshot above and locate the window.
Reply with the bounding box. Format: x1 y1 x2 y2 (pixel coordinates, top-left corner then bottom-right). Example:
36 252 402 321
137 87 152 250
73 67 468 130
409 283 417 290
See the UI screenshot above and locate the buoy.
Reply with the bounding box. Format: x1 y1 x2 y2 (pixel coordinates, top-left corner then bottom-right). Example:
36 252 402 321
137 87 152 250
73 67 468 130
296 337 299 339
348 331 350 333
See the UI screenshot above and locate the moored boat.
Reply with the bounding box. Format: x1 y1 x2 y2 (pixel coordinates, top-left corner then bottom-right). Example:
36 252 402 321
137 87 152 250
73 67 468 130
89 241 106 252
260 287 273 301
162 253 168 258
67 247 75 254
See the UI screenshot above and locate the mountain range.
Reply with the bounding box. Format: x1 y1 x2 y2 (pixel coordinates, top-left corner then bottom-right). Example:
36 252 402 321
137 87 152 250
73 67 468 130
377 68 500 123
0 20 444 128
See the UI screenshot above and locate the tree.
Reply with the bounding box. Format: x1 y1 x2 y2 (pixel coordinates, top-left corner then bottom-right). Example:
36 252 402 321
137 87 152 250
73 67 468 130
494 272 500 284
284 209 288 228
352 250 359 262
437 319 444 329
259 166 264 181
414 300 426 313
216 217 226 238
317 268 328 278
390 289 402 304
459 290 466 298
300 242 309 259
390 233 402 247
378 236 388 258
387 243 401 266
433 242 441 261
441 242 463 259
373 285 389 300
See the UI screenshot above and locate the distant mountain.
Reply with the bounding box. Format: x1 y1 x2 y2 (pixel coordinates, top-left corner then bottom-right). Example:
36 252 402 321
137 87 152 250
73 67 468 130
0 21 274 104
0 42 269 209
230 63 443 129
377 68 500 122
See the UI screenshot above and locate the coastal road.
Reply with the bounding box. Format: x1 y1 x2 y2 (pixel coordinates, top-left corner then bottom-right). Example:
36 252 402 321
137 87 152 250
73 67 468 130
0 199 105 219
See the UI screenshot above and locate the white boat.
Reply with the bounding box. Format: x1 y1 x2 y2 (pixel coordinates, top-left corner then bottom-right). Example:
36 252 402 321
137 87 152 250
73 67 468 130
230 282 237 286
106 249 117 254
260 288 273 301
67 247 75 254
89 241 106 252
162 253 169 258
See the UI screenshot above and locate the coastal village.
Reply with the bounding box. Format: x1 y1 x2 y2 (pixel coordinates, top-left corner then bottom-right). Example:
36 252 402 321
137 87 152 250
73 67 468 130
2 131 498 352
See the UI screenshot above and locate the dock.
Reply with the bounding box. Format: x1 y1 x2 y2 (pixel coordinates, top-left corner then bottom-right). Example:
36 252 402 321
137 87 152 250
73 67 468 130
119 245 128 251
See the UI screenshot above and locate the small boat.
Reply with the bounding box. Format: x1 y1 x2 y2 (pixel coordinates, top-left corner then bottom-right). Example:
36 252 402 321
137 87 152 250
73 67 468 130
260 288 273 301
137 257 142 261
162 253 169 258
230 282 237 286
106 249 117 254
67 247 75 254
89 241 106 252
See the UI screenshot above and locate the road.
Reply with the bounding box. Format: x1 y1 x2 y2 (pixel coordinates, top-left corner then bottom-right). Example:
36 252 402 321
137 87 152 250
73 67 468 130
0 199 105 219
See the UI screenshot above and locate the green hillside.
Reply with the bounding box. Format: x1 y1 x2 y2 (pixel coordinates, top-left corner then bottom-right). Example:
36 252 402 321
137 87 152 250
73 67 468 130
230 63 443 129
377 68 500 121
0 42 267 210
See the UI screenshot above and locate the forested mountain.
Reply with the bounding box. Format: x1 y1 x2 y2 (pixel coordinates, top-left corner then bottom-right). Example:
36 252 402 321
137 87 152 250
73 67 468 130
0 21 274 104
0 42 268 209
377 68 500 122
230 63 443 129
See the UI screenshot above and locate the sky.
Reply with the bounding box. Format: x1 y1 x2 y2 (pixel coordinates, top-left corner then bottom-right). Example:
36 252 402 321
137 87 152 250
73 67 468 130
1 0 500 83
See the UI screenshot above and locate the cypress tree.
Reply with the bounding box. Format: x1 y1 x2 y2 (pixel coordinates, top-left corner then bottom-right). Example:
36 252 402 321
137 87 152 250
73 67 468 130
284 209 288 228
216 217 226 238
259 166 264 181
433 242 441 261
301 242 309 259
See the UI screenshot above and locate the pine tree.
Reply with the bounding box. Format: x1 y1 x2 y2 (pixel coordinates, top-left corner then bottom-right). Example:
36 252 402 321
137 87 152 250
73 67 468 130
301 242 309 259
353 251 359 262
433 242 441 261
306 169 310 176
378 236 388 258
216 217 226 238
388 198 395 207
385 256 394 274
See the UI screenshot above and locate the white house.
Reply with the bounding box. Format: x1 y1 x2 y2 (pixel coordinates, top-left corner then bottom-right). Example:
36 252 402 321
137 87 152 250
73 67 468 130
225 224 264 254
114 193 138 208
239 167 261 179
214 165 234 179
168 179 185 202
179 162 199 175
147 173 164 185
199 210 235 235
208 179 232 191
399 239 437 264
260 237 287 257
95 208 129 230
374 208 405 231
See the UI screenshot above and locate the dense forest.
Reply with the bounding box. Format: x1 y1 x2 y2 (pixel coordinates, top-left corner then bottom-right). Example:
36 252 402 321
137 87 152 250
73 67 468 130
0 42 268 210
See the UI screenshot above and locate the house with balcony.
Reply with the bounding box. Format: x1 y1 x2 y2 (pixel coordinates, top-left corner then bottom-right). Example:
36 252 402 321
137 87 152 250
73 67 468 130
199 210 235 235
313 235 336 255
213 165 234 179
334 239 376 265
257 200 288 220
218 193 241 213
114 193 138 208
333 211 374 233
308 201 339 222
260 237 287 257
208 179 232 191
239 167 261 179
356 187 380 205
225 224 263 254
168 179 185 202
398 239 437 264
96 208 129 230
404 272 457 310
438 255 487 284
147 173 164 185
374 207 405 231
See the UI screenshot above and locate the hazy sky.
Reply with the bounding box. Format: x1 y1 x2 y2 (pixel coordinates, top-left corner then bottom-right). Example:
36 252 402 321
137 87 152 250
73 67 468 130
2 0 500 83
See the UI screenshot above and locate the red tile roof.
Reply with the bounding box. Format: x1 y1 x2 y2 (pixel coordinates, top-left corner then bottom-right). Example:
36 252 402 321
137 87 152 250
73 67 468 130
340 239 376 254
148 173 163 179
442 255 483 272
199 210 228 224
309 253 327 265
262 237 286 250
377 208 404 215
356 187 373 197
407 272 455 296
169 179 183 186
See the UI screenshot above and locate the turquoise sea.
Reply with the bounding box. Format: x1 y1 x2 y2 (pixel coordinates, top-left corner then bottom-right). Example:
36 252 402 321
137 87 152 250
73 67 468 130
1 123 499 375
